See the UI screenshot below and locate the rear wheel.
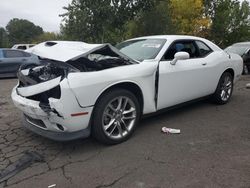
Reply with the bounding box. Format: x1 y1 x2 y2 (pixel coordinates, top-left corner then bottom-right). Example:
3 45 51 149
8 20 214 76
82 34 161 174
212 72 233 104
92 89 141 145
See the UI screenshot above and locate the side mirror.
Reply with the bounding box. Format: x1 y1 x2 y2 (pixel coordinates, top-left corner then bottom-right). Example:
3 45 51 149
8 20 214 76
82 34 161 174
171 52 190 65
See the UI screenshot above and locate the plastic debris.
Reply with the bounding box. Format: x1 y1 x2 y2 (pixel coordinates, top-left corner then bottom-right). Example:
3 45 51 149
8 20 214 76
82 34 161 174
161 127 181 134
0 151 44 183
48 184 56 188
246 83 250 89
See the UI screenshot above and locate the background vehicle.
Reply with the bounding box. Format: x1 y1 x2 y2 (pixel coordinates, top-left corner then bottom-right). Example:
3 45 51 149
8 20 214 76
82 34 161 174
0 49 39 78
11 36 243 144
12 44 36 50
225 42 250 74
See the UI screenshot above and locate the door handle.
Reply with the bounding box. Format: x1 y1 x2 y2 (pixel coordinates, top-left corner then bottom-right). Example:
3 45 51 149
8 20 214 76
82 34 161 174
22 59 27 61
202 63 207 66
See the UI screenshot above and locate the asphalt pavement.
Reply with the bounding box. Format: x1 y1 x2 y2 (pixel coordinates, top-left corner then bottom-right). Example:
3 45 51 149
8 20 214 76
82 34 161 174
0 76 250 188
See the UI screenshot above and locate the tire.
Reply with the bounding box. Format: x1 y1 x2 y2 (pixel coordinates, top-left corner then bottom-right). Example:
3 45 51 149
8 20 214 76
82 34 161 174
242 64 249 75
92 89 141 145
212 72 234 105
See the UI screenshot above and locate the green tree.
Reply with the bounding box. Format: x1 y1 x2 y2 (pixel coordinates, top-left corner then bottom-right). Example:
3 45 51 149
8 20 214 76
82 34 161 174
33 32 62 43
0 27 9 48
60 0 153 43
125 1 175 38
169 0 210 36
6 18 43 45
209 0 250 47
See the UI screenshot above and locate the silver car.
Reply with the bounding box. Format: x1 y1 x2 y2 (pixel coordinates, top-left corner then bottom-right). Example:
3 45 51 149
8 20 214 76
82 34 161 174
0 49 39 78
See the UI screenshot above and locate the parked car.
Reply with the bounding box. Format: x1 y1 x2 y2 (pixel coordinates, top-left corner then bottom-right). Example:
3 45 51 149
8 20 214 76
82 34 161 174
0 49 40 78
225 42 250 74
11 35 243 144
12 44 35 50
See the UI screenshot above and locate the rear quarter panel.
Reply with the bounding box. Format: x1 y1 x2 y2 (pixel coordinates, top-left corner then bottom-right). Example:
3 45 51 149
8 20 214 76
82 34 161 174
208 51 243 93
228 53 243 82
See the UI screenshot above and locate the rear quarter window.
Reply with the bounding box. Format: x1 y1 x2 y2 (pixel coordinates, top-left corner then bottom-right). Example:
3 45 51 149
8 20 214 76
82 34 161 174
195 41 213 57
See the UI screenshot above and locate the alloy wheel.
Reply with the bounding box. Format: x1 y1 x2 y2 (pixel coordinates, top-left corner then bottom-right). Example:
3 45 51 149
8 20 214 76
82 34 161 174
220 75 232 101
102 96 137 139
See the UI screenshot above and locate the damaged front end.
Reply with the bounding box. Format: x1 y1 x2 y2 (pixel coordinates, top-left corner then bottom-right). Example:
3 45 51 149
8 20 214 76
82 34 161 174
16 41 135 115
16 60 78 115
11 41 136 141
12 63 93 140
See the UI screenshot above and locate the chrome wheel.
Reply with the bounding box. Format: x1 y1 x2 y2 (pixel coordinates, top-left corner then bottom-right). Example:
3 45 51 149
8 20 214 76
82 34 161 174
220 75 232 101
102 96 137 139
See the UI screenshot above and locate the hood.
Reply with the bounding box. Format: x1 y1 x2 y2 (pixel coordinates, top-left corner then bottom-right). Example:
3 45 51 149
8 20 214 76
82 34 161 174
26 41 137 63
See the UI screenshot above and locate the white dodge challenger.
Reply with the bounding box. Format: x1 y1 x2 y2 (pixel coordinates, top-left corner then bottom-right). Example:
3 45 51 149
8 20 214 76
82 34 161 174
11 35 243 144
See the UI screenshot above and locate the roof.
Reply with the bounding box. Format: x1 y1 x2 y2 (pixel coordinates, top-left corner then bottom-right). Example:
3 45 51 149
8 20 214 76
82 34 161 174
125 35 222 51
0 48 25 51
126 35 206 41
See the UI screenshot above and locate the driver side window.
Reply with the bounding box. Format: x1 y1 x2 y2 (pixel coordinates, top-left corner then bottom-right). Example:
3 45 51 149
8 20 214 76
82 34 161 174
163 40 199 60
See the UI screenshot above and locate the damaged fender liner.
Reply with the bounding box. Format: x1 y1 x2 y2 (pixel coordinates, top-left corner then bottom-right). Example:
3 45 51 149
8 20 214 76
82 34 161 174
17 76 62 97
39 102 63 118
17 73 63 117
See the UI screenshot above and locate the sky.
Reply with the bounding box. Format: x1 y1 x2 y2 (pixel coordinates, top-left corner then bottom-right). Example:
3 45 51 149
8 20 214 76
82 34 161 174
0 0 249 33
0 0 72 32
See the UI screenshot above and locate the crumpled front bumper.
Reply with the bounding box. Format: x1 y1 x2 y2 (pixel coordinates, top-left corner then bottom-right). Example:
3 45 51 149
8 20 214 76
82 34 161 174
11 79 93 141
22 115 90 141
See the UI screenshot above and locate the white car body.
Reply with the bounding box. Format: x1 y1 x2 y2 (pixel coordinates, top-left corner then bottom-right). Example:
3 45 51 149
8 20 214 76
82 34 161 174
11 35 243 141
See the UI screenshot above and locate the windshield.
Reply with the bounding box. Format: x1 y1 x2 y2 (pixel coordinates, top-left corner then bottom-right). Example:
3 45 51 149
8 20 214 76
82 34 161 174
225 45 249 56
116 39 166 61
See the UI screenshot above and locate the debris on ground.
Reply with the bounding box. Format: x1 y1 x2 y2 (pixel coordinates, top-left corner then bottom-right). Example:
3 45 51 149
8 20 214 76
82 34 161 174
246 83 250 89
161 127 181 134
0 151 44 183
48 184 56 188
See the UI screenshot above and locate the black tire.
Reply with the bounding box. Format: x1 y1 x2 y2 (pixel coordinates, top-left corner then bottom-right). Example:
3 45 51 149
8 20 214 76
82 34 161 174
92 89 141 145
242 64 249 75
212 72 234 105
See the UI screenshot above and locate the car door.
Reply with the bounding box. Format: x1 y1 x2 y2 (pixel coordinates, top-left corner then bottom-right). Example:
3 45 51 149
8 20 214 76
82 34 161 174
1 49 29 75
157 40 216 110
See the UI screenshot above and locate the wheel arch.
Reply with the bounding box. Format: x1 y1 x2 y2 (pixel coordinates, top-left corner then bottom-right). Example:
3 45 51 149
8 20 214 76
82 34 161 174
223 68 235 79
94 81 144 114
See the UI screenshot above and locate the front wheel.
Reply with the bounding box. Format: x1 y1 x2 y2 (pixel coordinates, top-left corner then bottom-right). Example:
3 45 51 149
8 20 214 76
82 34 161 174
92 89 141 145
212 72 234 105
